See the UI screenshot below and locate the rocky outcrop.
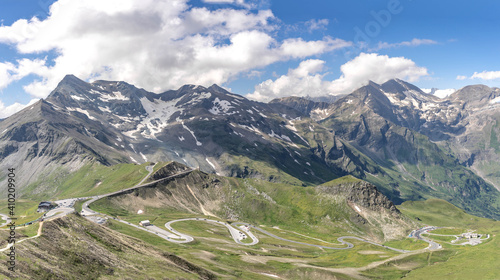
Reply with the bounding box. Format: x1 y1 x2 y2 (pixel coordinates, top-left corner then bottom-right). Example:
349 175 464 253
147 161 192 182
317 180 400 216
317 178 416 241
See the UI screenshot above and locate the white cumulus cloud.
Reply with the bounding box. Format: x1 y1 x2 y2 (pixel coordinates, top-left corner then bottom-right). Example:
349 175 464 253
202 0 259 9
470 71 500 80
0 99 40 119
0 0 350 103
247 59 329 101
372 38 437 51
0 59 49 91
247 53 429 102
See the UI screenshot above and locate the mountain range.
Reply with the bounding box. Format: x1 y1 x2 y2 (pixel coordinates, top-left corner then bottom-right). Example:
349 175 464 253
1 75 499 219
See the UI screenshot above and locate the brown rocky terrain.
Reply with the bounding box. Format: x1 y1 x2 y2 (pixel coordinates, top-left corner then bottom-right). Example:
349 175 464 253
0 215 216 279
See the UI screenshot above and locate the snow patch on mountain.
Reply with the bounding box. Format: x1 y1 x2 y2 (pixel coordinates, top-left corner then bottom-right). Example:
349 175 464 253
129 156 138 163
182 122 202 146
268 130 292 142
129 143 137 153
67 107 97 121
123 129 138 139
98 91 130 102
489 96 500 104
184 92 212 106
71 95 86 101
98 106 111 113
310 108 330 120
206 158 216 170
228 93 244 100
293 132 309 145
89 89 101 95
209 98 234 115
140 96 185 137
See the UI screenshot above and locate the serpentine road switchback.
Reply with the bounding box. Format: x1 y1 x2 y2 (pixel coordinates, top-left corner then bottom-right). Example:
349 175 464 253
0 164 443 254
78 165 439 253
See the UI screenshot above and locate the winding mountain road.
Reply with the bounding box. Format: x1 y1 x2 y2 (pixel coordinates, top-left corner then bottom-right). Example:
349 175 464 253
164 218 259 245
231 222 411 252
411 226 442 250
8 164 443 255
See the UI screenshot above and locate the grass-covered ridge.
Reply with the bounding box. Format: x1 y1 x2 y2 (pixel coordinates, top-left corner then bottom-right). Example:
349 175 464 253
320 175 363 186
91 170 416 248
22 161 151 201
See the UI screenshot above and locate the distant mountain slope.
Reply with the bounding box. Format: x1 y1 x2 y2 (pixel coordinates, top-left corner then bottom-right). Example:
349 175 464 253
0 75 499 219
273 79 500 219
0 75 353 196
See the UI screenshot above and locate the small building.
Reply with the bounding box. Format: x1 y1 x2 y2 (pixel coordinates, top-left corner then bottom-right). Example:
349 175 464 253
139 220 151 226
462 232 480 239
37 201 53 213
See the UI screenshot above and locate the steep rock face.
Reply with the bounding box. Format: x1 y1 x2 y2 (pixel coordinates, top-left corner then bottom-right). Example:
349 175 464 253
317 180 400 216
146 161 192 182
317 178 415 241
0 100 124 196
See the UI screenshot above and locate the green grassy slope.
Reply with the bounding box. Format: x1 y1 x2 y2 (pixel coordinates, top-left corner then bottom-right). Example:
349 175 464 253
22 161 150 200
92 173 415 243
363 199 500 280
0 215 210 279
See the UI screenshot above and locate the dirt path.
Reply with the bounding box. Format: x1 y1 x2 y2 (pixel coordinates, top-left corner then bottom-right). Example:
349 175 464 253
37 221 43 236
0 222 44 252
296 249 427 280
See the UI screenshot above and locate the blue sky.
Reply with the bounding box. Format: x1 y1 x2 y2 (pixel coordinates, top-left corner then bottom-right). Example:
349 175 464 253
0 0 499 117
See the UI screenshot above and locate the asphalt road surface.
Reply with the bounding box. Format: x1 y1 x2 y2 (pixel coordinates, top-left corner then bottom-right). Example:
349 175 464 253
82 165 193 217
44 207 75 221
412 226 442 250
232 222 353 250
161 221 412 252
165 218 259 245
13 164 443 254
